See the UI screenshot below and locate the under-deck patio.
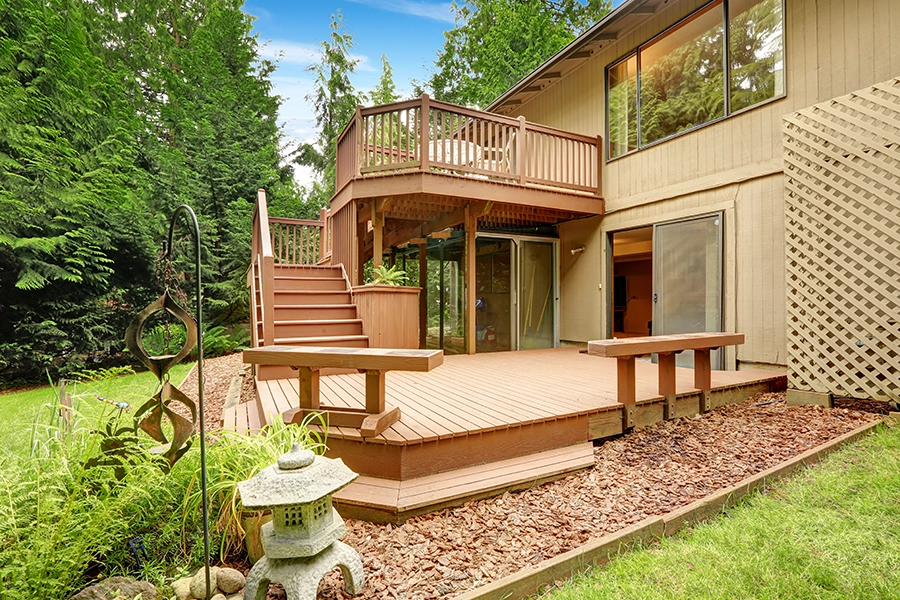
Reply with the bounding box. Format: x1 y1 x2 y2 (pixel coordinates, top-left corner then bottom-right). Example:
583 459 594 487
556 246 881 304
232 348 785 522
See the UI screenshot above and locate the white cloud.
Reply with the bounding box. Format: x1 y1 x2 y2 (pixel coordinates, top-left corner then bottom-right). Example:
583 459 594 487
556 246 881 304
345 0 455 23
243 4 272 20
258 39 321 65
259 40 375 73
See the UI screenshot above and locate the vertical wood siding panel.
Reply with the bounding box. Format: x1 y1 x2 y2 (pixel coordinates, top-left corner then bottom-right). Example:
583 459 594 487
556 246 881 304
516 0 891 364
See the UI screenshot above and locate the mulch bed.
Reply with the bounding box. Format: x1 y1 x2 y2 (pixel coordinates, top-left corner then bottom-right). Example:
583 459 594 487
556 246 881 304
181 359 882 599
309 393 877 599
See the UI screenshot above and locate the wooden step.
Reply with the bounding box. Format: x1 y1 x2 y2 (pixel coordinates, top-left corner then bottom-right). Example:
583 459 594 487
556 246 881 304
220 400 264 435
274 290 352 305
333 443 596 523
273 304 358 321
273 265 344 278
273 276 347 291
273 334 369 347
274 319 363 338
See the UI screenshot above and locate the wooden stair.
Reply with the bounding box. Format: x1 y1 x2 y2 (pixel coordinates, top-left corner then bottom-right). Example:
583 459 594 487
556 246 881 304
258 264 367 381
333 442 597 523
222 263 369 431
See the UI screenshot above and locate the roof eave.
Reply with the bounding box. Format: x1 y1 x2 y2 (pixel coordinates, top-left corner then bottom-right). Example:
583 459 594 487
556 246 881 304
486 0 651 113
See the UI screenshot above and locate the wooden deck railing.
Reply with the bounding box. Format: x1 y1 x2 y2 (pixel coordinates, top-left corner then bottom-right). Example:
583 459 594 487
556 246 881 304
335 94 602 196
269 210 327 265
249 189 276 347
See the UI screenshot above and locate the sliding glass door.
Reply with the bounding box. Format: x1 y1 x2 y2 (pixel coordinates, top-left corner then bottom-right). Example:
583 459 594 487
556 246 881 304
475 235 558 352
652 213 723 367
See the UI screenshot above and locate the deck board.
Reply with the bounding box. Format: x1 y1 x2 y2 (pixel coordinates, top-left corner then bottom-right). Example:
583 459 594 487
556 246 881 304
333 442 597 522
255 348 783 446
247 347 785 521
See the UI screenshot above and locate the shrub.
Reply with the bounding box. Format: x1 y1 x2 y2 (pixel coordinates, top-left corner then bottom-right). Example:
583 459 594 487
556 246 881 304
0 388 324 598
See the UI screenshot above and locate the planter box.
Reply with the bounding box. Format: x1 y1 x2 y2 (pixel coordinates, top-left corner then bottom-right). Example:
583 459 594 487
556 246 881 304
352 285 420 349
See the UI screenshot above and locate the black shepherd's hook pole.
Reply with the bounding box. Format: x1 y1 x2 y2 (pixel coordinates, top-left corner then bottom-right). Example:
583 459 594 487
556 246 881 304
163 205 211 599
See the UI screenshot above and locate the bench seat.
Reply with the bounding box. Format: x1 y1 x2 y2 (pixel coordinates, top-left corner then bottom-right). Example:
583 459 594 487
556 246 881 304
243 346 443 438
588 332 745 428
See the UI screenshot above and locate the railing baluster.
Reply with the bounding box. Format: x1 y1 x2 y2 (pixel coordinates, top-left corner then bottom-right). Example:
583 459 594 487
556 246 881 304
335 95 602 193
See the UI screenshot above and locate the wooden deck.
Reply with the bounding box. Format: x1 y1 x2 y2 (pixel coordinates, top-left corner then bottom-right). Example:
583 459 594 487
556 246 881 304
246 347 785 522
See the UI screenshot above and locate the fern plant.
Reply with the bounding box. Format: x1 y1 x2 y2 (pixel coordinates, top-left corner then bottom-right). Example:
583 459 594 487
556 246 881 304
372 264 408 286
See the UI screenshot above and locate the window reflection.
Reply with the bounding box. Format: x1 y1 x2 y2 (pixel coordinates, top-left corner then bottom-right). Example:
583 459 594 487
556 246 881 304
729 0 784 112
639 1 724 146
608 55 638 158
605 0 785 158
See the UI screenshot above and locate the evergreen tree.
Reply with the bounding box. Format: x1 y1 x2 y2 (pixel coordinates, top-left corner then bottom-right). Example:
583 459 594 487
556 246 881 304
294 12 363 206
0 0 147 378
424 0 611 108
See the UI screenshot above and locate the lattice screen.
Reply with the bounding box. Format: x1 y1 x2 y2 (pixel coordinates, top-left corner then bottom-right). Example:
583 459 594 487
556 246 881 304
783 77 900 402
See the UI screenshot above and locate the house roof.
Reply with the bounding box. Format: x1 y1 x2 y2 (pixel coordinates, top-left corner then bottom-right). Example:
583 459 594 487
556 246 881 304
487 0 674 115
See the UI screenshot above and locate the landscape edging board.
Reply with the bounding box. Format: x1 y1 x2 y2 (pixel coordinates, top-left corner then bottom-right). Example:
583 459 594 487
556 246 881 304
453 419 882 600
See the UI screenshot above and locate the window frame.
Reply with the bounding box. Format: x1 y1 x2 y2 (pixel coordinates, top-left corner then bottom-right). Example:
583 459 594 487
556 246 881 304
605 0 786 162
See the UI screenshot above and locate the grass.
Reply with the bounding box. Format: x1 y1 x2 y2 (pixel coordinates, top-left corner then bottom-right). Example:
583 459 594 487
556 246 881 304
0 364 194 457
542 422 900 600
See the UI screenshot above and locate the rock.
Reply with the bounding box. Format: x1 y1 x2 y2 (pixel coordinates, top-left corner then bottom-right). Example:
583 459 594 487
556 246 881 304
225 594 243 600
171 577 192 600
210 594 226 600
216 568 246 594
190 566 221 599
69 576 158 600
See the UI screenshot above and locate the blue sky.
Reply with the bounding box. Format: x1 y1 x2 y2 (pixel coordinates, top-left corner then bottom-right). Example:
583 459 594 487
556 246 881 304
243 1 455 186
243 0 628 187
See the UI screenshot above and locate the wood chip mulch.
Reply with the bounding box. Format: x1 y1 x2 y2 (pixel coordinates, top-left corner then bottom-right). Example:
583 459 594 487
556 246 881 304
176 358 881 599
312 393 877 599
176 352 245 426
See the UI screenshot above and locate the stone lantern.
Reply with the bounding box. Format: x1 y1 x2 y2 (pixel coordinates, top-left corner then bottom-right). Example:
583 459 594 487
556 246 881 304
239 443 364 600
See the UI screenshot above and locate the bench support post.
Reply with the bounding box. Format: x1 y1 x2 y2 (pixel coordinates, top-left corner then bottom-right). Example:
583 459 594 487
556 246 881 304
299 367 320 410
364 369 386 414
616 356 636 429
694 349 712 412
657 352 677 420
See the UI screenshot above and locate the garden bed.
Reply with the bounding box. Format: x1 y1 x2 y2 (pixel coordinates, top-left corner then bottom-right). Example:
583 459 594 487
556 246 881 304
187 360 880 599
314 393 877 599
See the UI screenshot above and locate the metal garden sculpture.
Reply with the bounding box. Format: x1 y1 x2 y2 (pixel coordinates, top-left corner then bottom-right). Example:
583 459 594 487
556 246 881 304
125 290 199 468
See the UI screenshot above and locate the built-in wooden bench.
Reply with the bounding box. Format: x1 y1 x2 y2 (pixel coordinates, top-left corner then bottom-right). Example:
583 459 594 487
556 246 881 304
588 332 745 429
242 346 443 438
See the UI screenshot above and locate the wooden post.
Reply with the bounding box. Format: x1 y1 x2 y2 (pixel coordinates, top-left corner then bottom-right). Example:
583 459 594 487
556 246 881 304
517 116 526 184
694 349 712 412
365 369 386 414
596 134 603 197
418 241 427 349
658 352 677 419
420 94 430 173
356 218 367 285
617 356 636 429
465 204 477 354
354 104 363 178
299 367 320 410
373 210 384 270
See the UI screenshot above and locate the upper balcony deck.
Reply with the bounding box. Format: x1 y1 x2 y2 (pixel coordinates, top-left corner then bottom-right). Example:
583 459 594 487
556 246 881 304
332 95 605 218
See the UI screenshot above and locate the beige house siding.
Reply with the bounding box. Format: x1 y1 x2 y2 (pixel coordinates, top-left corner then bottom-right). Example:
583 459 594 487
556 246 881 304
517 0 900 366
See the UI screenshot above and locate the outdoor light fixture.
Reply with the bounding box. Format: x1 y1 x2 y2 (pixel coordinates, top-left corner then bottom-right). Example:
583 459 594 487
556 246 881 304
571 245 586 255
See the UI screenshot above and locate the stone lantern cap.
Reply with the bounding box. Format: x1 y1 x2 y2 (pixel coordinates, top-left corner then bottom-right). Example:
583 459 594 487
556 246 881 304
238 443 357 510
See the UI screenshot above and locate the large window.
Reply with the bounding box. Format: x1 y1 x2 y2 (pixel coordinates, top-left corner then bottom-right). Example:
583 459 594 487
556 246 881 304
607 0 784 159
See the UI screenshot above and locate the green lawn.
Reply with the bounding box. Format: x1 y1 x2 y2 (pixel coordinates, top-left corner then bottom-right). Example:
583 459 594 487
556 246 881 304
0 364 194 457
542 422 900 600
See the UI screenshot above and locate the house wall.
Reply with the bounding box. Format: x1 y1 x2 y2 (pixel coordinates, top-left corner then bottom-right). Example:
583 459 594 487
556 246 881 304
518 0 900 367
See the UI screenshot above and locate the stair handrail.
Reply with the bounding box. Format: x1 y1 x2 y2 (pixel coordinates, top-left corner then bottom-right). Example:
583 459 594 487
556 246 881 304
251 188 276 347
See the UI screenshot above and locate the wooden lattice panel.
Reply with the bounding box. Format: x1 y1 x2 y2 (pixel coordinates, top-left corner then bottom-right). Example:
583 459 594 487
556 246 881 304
783 77 900 401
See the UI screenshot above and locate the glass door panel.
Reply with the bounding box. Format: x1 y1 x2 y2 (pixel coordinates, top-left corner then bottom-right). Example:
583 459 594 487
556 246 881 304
474 238 513 352
652 214 723 368
518 241 555 350
425 238 465 354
